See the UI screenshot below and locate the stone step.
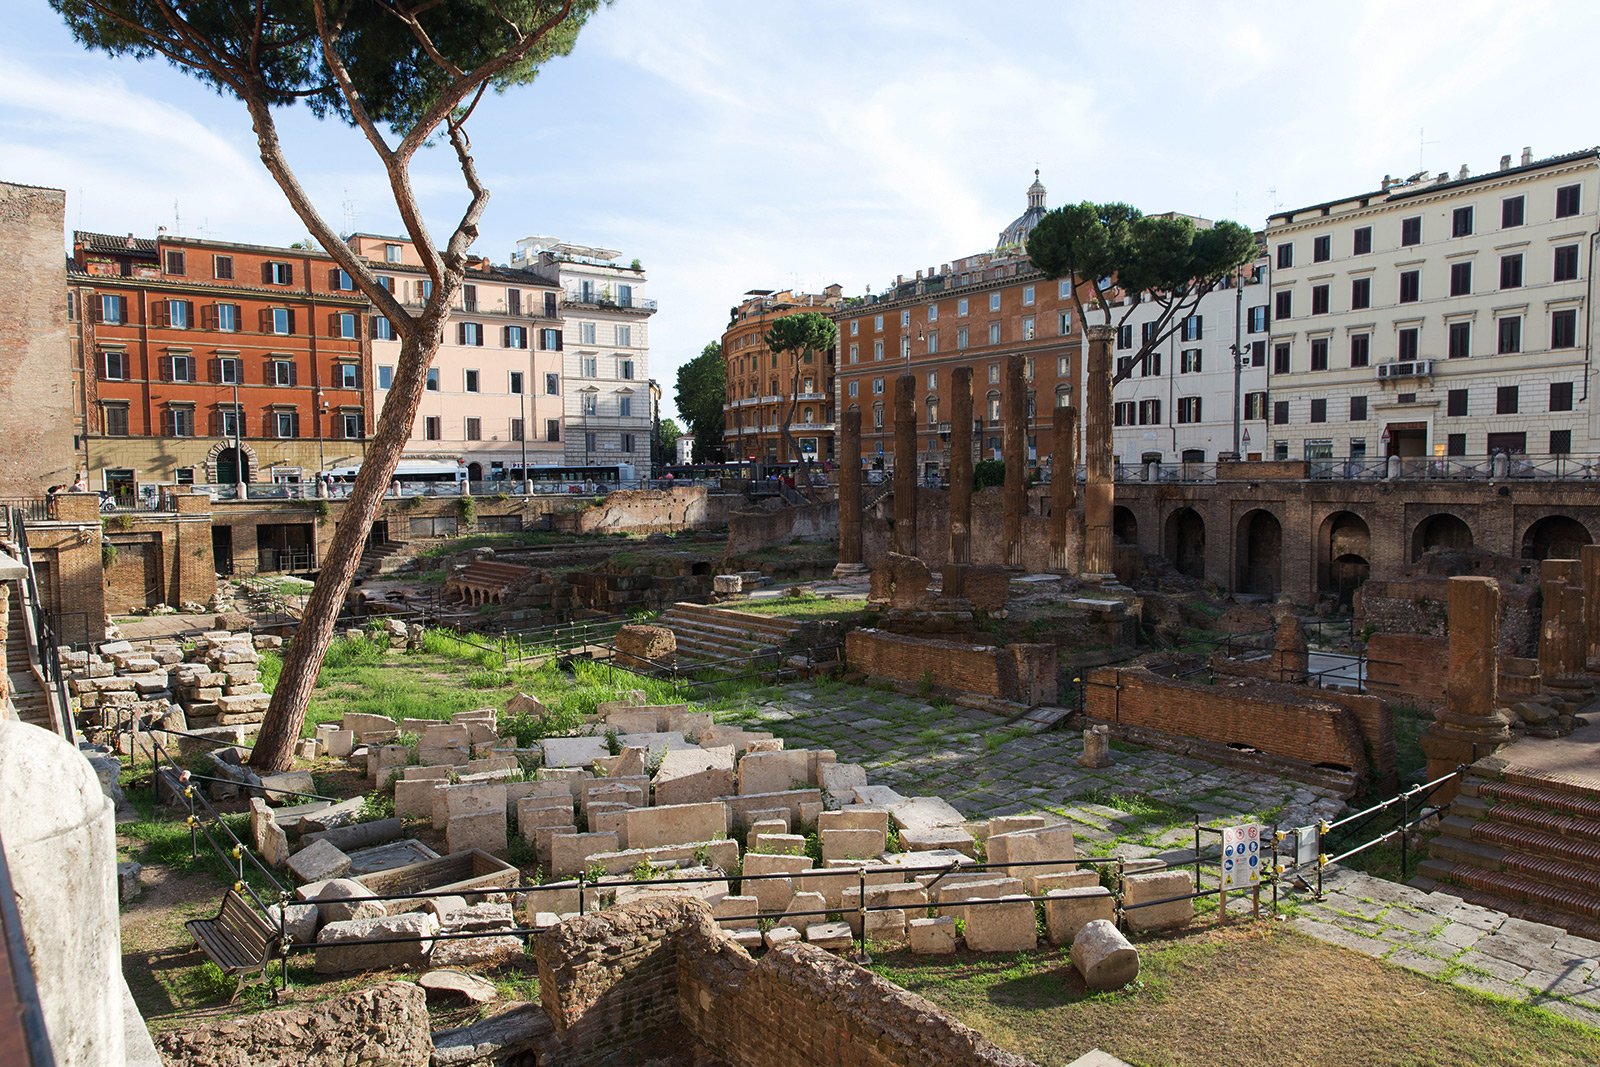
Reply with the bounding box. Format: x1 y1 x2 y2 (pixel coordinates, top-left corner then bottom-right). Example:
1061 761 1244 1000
659 615 790 652
1455 796 1600 848
662 602 801 640
1414 859 1600 942
1478 774 1600 818
1422 858 1600 923
1436 816 1600 894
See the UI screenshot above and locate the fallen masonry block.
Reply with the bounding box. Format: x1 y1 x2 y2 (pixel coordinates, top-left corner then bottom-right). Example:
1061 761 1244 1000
288 839 352 884
1122 870 1194 933
820 826 885 863
962 895 1037 953
713 895 760 930
446 811 507 856
806 921 854 951
751 833 806 856
583 839 740 878
550 832 620 878
982 814 1047 841
897 824 976 856
818 808 890 834
909 916 958 955
540 735 610 769
310 878 386 924
354 850 519 914
1028 869 1102 895
764 926 802 950
738 749 817 795
652 745 737 806
622 800 728 850
864 908 906 943
345 840 438 878
1044 886 1116 946
723 789 822 832
987 825 1076 880
1071 919 1140 991
315 912 437 973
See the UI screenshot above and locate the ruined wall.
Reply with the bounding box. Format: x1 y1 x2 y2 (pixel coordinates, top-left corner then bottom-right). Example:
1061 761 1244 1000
574 486 732 535
863 486 1077 573
845 628 1056 706
1085 667 1375 778
24 494 106 646
727 497 839 556
1365 632 1540 707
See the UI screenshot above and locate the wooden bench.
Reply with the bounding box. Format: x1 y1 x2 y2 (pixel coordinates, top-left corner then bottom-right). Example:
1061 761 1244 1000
185 889 279 992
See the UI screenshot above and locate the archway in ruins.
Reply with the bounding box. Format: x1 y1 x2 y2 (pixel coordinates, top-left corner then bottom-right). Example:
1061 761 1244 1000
1236 508 1282 596
1163 506 1206 578
1112 505 1139 547
1318 510 1371 607
1520 515 1592 560
1411 512 1474 561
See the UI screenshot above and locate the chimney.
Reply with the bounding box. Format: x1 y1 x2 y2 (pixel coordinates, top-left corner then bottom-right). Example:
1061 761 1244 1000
895 274 904 286
1435 172 1449 184
1458 164 1469 180
1521 146 1533 166
915 269 923 280
1500 154 1512 171
1381 174 1393 191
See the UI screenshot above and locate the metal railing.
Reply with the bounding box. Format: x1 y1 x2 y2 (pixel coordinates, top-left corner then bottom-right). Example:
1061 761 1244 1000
0 832 55 1066
5 506 78 742
562 288 657 312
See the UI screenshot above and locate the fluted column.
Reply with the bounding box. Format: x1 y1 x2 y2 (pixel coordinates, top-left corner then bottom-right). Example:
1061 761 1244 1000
832 407 866 577
949 367 974 565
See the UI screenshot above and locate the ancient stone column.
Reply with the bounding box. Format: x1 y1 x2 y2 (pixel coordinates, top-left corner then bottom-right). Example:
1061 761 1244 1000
1050 406 1078 571
892 373 918 557
1420 576 1510 798
1081 324 1116 579
1581 543 1600 669
949 367 974 565
833 407 867 578
1539 558 1586 684
1002 353 1027 569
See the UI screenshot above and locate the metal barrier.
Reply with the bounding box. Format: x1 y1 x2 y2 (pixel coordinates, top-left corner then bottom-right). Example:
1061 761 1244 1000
5 505 78 743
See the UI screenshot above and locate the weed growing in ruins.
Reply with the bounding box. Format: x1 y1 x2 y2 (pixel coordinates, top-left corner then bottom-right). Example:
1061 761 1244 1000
185 961 239 1003
465 669 514 689
917 669 936 697
694 845 712 868
604 728 621 756
984 725 1032 752
358 791 394 821
632 860 664 881
322 633 388 670
583 861 608 884
885 826 904 854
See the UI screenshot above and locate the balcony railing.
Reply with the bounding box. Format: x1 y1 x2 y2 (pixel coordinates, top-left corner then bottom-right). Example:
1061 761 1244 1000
563 288 657 312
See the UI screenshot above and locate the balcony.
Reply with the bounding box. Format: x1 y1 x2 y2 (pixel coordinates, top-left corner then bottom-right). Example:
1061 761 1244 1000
1375 359 1434 381
795 391 828 403
563 287 657 312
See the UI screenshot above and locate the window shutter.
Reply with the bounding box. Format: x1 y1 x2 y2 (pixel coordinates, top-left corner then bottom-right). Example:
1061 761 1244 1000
208 357 220 383
502 326 510 347
283 263 294 286
329 311 340 337
556 331 564 352
456 322 466 345
158 354 172 382
261 262 273 285
201 303 217 329
258 308 272 333
1194 315 1203 338
328 267 339 288
90 296 104 323
289 362 298 387
150 301 169 328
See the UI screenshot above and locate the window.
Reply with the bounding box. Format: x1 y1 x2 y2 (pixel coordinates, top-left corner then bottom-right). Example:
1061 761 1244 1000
159 299 191 328
1447 433 1467 456
426 368 439 390
424 416 440 440
616 324 632 347
956 327 969 350
274 410 299 438
270 359 295 386
1310 338 1329 370
1448 320 1471 359
264 261 292 285
208 302 238 333
989 293 1001 312
1552 429 1573 455
1177 396 1202 424
1138 398 1161 425
1554 244 1580 282
164 249 185 275
1311 285 1330 315
873 314 883 332
927 371 938 390
459 322 484 346
269 307 292 335
619 397 633 417
213 356 239 385
377 365 393 389
333 312 356 338
1452 206 1474 237
1117 324 1133 349
1499 254 1523 290
988 323 1001 344
103 403 129 436
1556 184 1582 218
539 327 562 350
341 412 362 440
1244 392 1267 420
873 341 884 361
465 417 481 441
579 321 596 345
850 320 859 336
1551 381 1575 411
1250 340 1266 366
1496 385 1519 414
1350 333 1370 367
1552 308 1578 349
1145 351 1162 376
545 372 560 395
1502 195 1525 228
331 269 353 291
1498 316 1522 354
957 298 969 316
336 363 358 389
619 359 635 380
1353 226 1373 255
581 393 597 416
1399 270 1420 303
1020 316 1035 341
212 254 233 280
218 406 240 439
848 343 858 364
900 310 910 328
585 431 598 452
1401 216 1422 246
97 294 125 323
464 369 480 393
1248 305 1267 332
372 315 394 341
1181 348 1202 374
1310 398 1327 423
581 356 598 377
1276 243 1293 268
847 381 859 398
1313 235 1331 262
1177 315 1200 341
545 419 560 442
1447 389 1468 416
927 330 940 353
505 371 524 396
1344 277 1370 311
1450 261 1472 296
1113 401 1134 427
1273 343 1290 373
621 433 636 453
1398 327 1419 361
927 304 938 322
1274 290 1292 319
1350 396 1367 421
505 325 527 349
873 404 884 430
1272 400 1289 425
987 394 1001 422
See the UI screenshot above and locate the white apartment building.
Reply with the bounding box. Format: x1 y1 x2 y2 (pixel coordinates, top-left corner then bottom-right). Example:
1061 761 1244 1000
512 237 654 473
1264 147 1599 462
351 234 565 482
1110 254 1271 464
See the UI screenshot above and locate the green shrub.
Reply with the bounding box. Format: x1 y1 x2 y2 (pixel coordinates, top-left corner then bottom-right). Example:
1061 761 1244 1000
457 495 477 527
322 634 388 670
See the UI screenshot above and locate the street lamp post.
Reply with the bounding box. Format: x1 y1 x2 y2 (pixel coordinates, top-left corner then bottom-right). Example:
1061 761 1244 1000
519 380 529 495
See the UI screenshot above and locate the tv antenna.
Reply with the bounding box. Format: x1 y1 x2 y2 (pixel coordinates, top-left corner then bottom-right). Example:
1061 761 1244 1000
1418 127 1439 172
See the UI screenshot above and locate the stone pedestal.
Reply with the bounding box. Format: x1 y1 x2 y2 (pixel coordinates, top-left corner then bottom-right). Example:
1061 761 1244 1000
949 367 974 565
1081 325 1115 578
1077 724 1112 769
1050 407 1078 572
1271 612 1308 683
892 374 917 557
1421 576 1511 800
834 407 864 577
1002 353 1027 569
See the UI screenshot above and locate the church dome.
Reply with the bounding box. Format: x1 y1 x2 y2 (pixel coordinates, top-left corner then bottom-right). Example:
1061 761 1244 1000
997 170 1048 252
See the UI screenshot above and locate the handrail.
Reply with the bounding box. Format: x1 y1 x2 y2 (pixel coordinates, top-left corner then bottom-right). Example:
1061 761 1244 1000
6 506 77 744
0 832 56 1066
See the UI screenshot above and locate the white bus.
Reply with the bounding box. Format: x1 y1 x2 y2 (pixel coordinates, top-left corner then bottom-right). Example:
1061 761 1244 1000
325 461 468 497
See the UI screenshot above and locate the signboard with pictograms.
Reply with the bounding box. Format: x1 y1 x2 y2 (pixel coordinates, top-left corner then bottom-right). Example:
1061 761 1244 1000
1220 823 1262 890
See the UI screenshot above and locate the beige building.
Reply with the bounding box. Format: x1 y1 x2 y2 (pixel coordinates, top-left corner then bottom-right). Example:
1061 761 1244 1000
352 235 566 484
1264 146 1599 464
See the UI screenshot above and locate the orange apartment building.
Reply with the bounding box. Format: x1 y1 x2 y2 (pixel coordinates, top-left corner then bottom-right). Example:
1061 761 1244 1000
834 174 1095 479
68 232 371 503
721 286 844 465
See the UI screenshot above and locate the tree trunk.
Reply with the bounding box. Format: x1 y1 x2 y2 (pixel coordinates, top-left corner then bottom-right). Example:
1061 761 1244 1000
250 321 447 772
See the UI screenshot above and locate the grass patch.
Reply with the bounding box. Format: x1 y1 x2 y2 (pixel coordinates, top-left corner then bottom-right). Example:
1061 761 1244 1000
733 594 872 622
983 725 1033 752
871 924 1600 1067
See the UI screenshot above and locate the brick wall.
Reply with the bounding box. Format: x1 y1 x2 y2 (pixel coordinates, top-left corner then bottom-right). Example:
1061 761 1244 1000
863 486 1076 573
845 629 1056 706
573 486 731 535
0 183 76 494
1366 631 1540 708
728 497 838 556
1085 666 1374 779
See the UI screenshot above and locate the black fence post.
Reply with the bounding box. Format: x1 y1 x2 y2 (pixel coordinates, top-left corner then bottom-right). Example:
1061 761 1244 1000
1399 788 1410 882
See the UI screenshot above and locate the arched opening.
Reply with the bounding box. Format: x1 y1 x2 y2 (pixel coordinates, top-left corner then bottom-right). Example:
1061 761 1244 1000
1236 509 1282 596
467 461 484 482
1318 511 1371 606
1163 507 1206 578
1112 506 1138 546
215 447 250 485
1521 515 1592 560
1411 513 1473 561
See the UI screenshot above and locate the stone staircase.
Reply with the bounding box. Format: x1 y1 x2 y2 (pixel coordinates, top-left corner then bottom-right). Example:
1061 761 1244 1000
657 602 803 667
358 538 407 578
4 579 53 731
1419 764 1600 939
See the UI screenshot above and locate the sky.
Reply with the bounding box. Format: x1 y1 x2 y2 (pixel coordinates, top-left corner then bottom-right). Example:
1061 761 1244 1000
4 0 1599 422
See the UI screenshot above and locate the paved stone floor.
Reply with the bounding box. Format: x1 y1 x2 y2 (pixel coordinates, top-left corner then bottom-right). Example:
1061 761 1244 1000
732 682 1600 1028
